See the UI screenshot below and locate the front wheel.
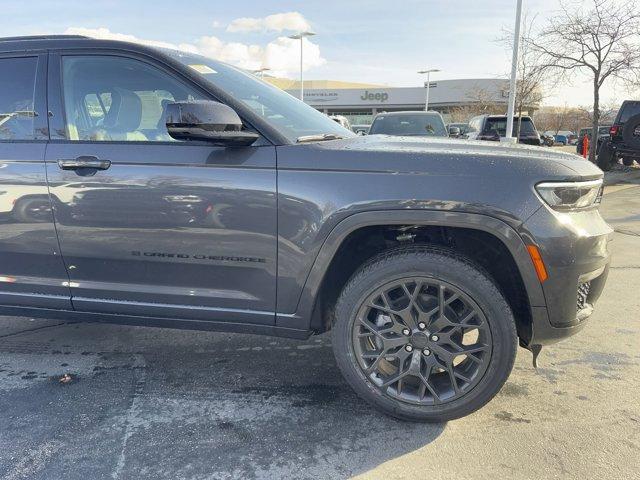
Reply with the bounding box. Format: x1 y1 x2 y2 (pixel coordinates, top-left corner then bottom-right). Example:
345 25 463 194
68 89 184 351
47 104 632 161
332 246 517 422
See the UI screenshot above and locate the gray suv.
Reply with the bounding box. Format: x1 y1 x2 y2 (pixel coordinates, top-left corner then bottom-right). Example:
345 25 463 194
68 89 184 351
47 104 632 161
0 35 611 422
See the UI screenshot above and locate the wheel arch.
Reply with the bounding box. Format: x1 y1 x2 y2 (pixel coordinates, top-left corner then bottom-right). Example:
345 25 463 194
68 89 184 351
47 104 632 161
276 210 545 345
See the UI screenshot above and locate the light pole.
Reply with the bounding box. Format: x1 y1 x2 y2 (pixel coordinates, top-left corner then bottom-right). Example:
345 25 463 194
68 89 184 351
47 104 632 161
288 31 316 101
418 69 441 111
504 0 523 143
251 67 271 79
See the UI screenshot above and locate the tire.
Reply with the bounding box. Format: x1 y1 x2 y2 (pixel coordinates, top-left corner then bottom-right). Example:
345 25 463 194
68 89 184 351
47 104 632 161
597 141 615 171
622 114 640 150
332 245 517 422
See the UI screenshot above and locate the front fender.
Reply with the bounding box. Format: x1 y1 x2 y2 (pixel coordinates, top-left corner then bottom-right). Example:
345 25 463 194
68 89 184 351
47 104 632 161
276 209 545 330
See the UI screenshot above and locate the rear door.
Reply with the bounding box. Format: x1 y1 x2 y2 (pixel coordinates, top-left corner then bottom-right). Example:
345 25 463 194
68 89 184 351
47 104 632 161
45 51 277 325
0 52 72 309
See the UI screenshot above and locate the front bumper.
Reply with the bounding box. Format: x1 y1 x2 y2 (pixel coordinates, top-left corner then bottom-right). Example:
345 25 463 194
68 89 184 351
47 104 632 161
522 205 613 346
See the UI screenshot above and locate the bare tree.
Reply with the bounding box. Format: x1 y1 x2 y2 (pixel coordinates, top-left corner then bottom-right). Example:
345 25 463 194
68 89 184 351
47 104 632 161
448 86 506 123
626 70 640 97
534 104 572 135
528 0 640 161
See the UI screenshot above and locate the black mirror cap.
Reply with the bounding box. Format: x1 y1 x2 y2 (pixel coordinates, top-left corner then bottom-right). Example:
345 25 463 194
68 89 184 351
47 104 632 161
166 100 259 146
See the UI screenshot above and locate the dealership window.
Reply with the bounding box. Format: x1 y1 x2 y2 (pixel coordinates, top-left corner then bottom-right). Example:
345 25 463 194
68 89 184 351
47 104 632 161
327 110 376 126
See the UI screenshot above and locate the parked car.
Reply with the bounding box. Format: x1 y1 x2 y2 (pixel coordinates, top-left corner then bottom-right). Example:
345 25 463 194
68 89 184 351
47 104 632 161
466 115 542 145
351 124 370 135
597 100 640 170
446 122 469 138
329 114 351 131
368 111 449 137
576 126 611 155
554 134 568 146
0 35 612 422
540 133 555 147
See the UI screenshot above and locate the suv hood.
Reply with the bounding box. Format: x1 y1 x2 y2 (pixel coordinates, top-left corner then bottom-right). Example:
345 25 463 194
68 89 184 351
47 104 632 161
277 134 604 229
304 134 603 180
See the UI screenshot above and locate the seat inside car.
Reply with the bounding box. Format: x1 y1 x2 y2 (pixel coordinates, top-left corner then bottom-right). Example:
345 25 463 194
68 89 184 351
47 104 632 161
89 88 148 141
152 98 172 141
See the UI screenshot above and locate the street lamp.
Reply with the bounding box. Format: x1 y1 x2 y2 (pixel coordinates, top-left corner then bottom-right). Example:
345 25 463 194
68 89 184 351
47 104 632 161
418 69 441 111
251 67 271 79
288 31 316 101
505 0 523 143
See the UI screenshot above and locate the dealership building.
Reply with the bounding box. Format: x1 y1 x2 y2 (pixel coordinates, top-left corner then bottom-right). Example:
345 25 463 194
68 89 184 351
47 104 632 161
268 78 510 125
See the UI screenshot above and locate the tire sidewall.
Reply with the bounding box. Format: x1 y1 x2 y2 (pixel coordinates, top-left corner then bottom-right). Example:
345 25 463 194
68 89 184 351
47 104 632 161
333 248 517 422
622 114 640 150
597 141 614 171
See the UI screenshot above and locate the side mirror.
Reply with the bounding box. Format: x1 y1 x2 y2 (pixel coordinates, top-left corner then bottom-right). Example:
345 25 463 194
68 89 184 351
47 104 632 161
165 100 259 146
488 129 500 140
448 126 461 138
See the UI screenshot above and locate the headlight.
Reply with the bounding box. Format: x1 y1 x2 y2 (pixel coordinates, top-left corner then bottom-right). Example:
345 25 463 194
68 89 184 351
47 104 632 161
535 179 603 210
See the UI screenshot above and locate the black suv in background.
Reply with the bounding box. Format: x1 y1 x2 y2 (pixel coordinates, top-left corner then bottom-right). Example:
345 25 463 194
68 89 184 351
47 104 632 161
0 36 611 422
466 115 542 146
597 100 640 170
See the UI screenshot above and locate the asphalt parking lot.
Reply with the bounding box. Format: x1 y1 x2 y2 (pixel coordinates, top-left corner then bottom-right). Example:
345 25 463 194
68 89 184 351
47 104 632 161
0 168 639 480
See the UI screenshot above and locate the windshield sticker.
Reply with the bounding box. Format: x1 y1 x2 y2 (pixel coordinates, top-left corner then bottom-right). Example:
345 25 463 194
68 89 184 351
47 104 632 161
189 64 217 74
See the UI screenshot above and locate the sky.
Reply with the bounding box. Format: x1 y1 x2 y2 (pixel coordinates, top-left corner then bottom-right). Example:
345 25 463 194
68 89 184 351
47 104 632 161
1 0 633 107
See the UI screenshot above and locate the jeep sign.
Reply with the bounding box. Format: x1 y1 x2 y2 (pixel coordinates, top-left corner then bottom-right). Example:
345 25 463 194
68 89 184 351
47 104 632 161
360 90 389 102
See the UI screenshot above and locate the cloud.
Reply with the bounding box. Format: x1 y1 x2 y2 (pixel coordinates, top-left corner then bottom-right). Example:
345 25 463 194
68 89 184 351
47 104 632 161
63 26 324 77
195 35 324 76
227 12 311 33
64 27 198 53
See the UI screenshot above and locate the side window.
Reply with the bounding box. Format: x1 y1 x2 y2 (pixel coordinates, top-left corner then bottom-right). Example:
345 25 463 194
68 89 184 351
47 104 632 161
61 56 207 142
0 57 38 140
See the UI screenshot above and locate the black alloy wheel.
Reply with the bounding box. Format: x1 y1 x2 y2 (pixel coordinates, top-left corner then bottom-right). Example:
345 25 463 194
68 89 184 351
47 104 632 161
352 277 492 405
332 246 517 422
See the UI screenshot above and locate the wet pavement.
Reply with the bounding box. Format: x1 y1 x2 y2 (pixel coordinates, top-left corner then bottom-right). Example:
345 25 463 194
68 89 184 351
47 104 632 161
0 171 638 480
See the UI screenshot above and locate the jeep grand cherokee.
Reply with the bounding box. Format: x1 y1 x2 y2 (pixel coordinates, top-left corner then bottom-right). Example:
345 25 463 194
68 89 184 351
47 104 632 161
0 35 611 421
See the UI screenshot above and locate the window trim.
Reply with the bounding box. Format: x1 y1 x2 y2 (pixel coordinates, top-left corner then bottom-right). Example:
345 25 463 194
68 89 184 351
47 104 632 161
47 49 270 146
0 52 49 143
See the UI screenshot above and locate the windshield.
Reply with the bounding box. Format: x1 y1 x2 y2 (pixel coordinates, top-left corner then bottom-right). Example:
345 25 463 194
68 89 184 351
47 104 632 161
579 127 611 137
619 102 640 124
369 113 447 136
484 117 537 136
167 51 353 143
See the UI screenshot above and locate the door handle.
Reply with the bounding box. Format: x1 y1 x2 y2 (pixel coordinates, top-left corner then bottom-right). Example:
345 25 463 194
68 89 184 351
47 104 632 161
58 156 111 171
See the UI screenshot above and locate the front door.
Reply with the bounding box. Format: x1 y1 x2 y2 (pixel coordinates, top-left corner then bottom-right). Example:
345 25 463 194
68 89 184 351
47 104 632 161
45 52 277 324
0 53 72 310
